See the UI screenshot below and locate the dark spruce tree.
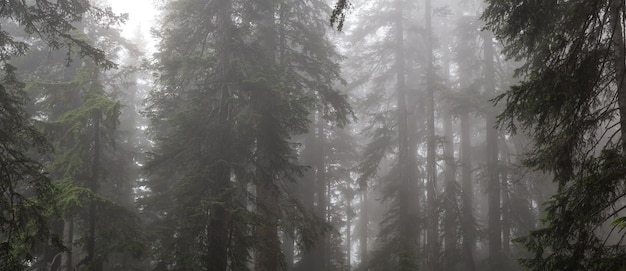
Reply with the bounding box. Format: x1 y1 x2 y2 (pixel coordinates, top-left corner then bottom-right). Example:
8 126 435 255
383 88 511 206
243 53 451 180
484 0 626 270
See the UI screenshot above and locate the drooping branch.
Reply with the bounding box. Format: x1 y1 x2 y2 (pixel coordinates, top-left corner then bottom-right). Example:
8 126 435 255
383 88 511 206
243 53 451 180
331 0 350 31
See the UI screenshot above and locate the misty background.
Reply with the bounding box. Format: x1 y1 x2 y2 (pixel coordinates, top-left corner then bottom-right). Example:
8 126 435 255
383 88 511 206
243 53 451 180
1 0 625 271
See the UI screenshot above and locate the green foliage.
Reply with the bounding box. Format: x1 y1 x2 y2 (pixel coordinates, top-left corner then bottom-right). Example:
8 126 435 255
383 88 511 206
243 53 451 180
483 0 626 269
0 60 49 268
0 1 126 267
0 64 56 269
144 0 352 269
0 0 124 67
513 150 626 270
340 0 427 269
54 178 143 249
357 123 393 189
17 14 144 267
0 1 166 270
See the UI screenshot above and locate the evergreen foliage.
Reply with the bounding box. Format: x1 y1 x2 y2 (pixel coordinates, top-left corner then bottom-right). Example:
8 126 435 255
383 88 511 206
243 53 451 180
1 0 604 269
144 0 351 269
340 0 428 269
0 1 124 269
484 0 626 269
0 62 56 270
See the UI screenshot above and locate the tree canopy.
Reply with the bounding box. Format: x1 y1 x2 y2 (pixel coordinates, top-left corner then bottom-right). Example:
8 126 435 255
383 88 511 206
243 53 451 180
0 1 125 269
484 0 626 269
6 0 626 270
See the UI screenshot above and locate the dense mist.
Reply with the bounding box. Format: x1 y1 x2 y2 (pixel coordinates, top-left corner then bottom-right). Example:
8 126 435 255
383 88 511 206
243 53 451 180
1 0 626 271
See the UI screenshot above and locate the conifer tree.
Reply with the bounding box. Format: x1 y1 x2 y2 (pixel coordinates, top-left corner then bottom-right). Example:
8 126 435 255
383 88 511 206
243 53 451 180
145 0 351 269
340 0 426 269
19 19 144 268
482 27 502 270
484 0 626 269
449 5 487 270
0 1 122 269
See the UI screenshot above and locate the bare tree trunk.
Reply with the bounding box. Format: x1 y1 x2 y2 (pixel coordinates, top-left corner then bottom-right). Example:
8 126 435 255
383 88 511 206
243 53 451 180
255 0 281 269
442 31 458 271
60 217 73 271
255 112 281 271
457 20 477 269
255 172 281 271
87 111 102 271
359 190 368 268
208 0 234 269
282 203 295 270
501 175 511 255
483 30 502 270
231 182 250 271
610 0 626 154
500 137 511 255
460 111 476 271
346 198 352 270
314 115 329 270
393 0 419 269
298 130 317 270
425 0 440 270
443 110 458 271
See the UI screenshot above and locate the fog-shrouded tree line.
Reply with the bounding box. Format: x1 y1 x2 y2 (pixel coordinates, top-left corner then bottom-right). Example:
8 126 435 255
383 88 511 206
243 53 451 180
2 0 626 270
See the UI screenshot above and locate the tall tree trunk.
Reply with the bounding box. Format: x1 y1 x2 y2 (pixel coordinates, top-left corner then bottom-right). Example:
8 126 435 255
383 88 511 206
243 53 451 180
442 29 458 271
298 130 317 270
458 21 477 269
483 30 501 269
208 0 234 269
501 175 511 256
425 0 440 270
611 0 626 154
442 109 457 270
255 166 280 271
282 207 295 270
500 137 511 255
87 111 102 271
460 111 476 271
231 182 250 271
315 115 329 270
359 190 368 268
346 197 352 270
58 74 81 271
61 217 73 271
394 0 419 269
255 108 281 271
255 0 281 269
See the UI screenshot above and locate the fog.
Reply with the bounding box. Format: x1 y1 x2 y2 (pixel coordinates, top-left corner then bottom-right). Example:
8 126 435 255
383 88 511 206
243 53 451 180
1 0 626 271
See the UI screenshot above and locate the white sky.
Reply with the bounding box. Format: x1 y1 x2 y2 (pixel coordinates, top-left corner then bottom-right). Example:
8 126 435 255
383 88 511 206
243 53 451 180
109 0 158 50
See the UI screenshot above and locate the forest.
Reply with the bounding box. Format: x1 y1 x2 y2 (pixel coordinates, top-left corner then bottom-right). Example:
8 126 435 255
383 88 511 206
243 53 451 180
2 0 626 270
